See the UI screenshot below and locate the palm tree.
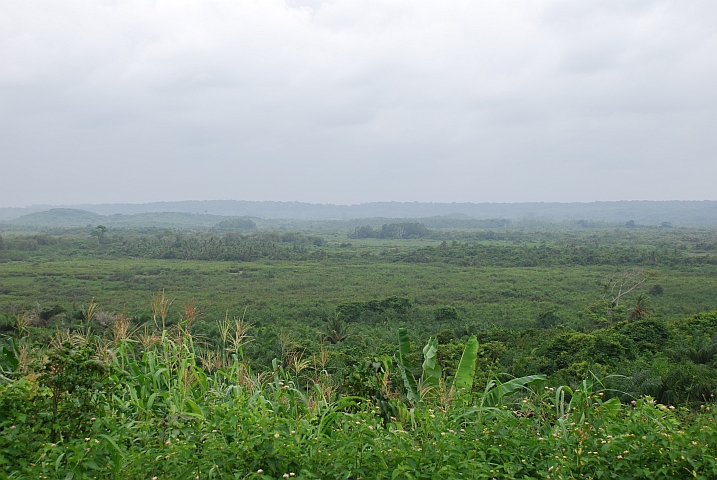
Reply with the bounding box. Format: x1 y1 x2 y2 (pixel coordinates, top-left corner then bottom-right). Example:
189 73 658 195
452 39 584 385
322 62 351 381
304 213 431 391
324 314 350 344
626 294 654 322
667 333 717 365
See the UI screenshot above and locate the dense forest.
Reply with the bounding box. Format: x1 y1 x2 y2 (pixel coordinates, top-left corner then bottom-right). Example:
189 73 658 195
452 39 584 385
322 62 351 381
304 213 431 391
1 223 717 478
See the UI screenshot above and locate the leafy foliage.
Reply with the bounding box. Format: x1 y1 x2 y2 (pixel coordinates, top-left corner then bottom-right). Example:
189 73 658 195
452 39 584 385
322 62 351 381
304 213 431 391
351 223 429 239
2 321 717 479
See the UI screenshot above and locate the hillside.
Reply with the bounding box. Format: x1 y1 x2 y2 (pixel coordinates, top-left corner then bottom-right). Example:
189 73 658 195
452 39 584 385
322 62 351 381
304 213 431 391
2 209 257 231
5 208 105 228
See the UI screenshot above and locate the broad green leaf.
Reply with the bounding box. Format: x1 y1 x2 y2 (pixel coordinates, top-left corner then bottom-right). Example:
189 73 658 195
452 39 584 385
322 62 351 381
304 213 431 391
600 396 621 417
398 327 412 358
185 399 204 418
396 359 419 404
421 336 441 387
98 434 125 458
482 374 546 408
146 392 158 411
453 335 478 392
397 328 419 403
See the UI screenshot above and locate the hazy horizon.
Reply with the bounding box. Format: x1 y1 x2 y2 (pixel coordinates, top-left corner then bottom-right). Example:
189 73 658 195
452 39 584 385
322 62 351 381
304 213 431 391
5 198 717 211
2 1 716 208
3 199 717 227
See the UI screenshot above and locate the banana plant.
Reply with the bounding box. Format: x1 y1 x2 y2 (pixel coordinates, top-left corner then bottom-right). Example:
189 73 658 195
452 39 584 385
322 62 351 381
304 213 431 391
396 328 479 403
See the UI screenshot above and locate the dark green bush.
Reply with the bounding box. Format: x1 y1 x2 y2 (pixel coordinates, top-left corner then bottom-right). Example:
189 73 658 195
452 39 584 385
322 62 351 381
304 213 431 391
617 318 670 352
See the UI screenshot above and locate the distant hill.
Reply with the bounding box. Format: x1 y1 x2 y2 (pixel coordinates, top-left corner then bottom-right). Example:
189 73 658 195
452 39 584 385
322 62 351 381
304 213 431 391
2 209 258 231
1 200 716 226
6 208 105 228
0 206 49 221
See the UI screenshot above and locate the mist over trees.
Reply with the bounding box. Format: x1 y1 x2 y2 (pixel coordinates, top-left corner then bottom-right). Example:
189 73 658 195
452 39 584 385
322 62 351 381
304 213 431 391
3 200 717 225
350 222 429 239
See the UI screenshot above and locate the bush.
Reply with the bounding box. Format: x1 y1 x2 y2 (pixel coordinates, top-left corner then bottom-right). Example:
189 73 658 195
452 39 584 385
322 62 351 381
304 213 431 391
435 306 459 323
617 319 670 352
683 309 717 332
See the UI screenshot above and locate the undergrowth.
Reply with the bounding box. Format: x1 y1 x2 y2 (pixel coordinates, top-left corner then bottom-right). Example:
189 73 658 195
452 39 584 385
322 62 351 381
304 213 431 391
1 310 717 479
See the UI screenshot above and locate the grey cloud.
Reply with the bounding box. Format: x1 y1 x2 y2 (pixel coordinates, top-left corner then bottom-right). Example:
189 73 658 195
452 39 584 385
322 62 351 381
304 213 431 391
1 0 716 206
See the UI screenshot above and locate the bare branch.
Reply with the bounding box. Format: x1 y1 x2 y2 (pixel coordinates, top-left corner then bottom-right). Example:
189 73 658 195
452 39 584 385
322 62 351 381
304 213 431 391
602 269 658 307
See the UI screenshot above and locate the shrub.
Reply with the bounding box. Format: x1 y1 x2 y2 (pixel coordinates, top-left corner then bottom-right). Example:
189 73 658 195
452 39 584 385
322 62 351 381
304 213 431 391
617 318 670 352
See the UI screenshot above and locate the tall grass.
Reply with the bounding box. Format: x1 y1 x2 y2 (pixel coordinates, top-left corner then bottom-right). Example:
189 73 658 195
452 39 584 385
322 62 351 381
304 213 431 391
2 311 717 479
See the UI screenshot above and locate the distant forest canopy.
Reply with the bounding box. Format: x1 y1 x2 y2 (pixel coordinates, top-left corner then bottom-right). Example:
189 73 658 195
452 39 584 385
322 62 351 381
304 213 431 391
0 209 683 233
1 200 717 225
350 223 430 239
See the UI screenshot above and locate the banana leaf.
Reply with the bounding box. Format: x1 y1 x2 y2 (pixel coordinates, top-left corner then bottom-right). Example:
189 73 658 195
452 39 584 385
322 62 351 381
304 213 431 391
452 335 478 392
421 336 441 387
481 374 546 408
397 327 419 403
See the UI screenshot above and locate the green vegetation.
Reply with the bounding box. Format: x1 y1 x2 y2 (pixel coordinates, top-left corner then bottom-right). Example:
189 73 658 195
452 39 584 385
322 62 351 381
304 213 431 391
350 223 430 239
1 225 717 477
3 199 717 225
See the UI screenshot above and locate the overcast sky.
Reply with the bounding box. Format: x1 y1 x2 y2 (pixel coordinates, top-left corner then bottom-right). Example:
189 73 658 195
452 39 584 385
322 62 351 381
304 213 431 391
1 0 716 207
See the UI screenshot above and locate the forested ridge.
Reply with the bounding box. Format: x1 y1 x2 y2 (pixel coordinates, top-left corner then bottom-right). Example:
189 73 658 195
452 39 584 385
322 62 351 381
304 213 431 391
3 200 717 224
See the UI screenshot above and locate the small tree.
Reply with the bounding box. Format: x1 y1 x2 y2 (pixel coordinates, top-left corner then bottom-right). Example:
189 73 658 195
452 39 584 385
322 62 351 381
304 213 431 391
91 225 107 244
626 294 654 322
324 314 349 344
40 342 114 442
